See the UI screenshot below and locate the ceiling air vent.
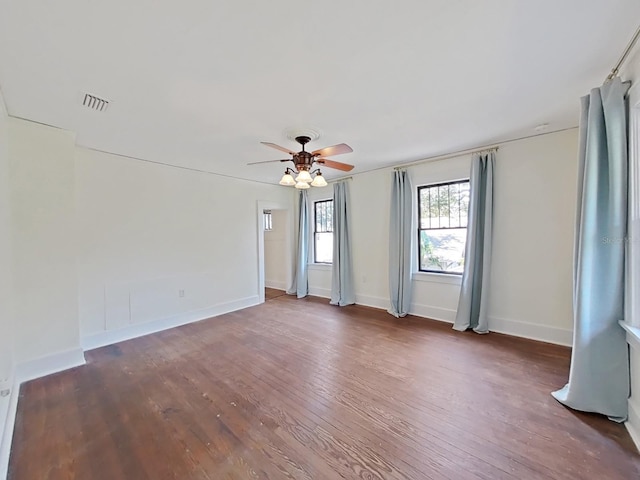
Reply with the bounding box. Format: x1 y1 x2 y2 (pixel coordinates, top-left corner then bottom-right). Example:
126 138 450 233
82 93 109 112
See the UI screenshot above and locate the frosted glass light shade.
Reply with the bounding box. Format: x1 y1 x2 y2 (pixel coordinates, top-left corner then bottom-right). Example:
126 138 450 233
295 181 310 189
295 170 312 183
310 173 327 187
279 173 295 186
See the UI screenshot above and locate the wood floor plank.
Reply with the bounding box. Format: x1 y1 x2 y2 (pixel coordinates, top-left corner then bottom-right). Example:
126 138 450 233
8 292 640 479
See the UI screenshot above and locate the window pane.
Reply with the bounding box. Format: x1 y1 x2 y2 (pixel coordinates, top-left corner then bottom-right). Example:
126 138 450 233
459 182 470 227
315 232 333 263
316 203 323 231
315 200 333 233
419 228 466 273
438 185 450 228
449 183 460 228
263 210 272 231
429 187 439 228
419 188 430 229
314 200 334 263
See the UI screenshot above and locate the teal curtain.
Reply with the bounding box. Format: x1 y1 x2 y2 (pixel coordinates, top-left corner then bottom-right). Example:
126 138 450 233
388 170 413 317
330 181 355 306
453 151 495 333
287 189 309 298
552 78 630 422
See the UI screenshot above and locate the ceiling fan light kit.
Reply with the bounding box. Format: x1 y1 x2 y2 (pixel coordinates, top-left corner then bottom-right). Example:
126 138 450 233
310 173 328 187
250 135 355 188
279 171 296 186
295 169 313 183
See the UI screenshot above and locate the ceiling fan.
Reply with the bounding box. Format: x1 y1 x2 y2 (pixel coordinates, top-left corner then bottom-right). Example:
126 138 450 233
248 136 354 188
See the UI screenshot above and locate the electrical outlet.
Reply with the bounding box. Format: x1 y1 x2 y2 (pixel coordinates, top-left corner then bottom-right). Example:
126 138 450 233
0 377 10 397
178 289 185 298
0 378 10 391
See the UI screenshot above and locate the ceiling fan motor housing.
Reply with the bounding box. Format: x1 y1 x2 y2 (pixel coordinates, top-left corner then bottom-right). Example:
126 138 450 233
293 151 314 171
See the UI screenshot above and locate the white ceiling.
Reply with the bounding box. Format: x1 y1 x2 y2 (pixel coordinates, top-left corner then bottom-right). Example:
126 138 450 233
0 1 638 184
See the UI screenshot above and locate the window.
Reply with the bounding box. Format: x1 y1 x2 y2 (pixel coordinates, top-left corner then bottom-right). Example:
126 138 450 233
314 200 333 263
263 210 273 231
418 180 470 274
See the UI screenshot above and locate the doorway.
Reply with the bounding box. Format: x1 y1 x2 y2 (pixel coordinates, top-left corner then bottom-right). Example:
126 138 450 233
257 201 292 303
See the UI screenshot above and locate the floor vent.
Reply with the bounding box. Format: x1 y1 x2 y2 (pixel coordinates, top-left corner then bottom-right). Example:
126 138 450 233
82 93 109 112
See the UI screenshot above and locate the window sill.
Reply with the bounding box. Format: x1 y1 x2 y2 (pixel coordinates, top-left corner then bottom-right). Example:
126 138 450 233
412 271 462 285
308 263 332 271
620 321 640 350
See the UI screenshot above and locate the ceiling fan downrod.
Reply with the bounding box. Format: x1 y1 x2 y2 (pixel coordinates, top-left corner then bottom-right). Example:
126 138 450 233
295 136 311 152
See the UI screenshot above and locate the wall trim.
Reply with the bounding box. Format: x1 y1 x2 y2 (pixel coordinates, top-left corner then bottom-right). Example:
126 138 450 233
487 315 572 346
82 295 259 351
257 200 292 305
624 321 640 451
410 303 457 323
0 380 18 480
308 286 331 299
306 290 572 346
620 321 640 350
412 272 462 285
1 347 86 480
410 302 571 346
15 347 86 384
355 293 388 311
627 400 640 451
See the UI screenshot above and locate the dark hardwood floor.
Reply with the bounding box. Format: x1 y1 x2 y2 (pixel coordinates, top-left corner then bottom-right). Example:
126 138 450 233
265 287 287 301
9 292 640 479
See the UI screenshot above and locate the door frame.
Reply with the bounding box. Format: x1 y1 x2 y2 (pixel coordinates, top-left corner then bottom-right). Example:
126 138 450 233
257 200 292 303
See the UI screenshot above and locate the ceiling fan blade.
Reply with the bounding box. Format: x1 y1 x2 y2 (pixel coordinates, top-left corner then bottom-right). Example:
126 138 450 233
247 159 290 165
311 143 353 157
315 158 354 172
261 142 296 155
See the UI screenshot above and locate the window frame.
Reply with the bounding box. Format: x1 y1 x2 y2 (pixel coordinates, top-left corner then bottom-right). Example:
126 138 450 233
313 199 334 264
263 209 273 231
417 179 470 275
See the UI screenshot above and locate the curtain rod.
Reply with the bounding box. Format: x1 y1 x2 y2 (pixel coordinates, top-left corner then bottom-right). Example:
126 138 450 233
390 125 578 172
393 146 499 171
328 176 352 184
606 23 640 82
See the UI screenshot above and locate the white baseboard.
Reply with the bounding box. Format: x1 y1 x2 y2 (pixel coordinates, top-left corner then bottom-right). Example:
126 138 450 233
265 280 287 290
15 347 86 384
81 295 260 351
627 400 640 451
1 346 86 480
310 287 572 346
487 315 572 346
0 379 18 480
308 286 331 299
409 303 571 346
410 303 457 323
355 293 388 311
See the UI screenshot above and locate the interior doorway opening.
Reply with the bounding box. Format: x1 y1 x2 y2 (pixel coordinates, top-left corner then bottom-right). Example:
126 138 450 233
257 201 292 303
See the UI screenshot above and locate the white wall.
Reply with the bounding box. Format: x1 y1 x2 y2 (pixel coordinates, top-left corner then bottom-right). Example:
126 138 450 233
264 209 289 290
487 131 577 341
308 129 578 345
8 118 81 364
75 147 292 345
